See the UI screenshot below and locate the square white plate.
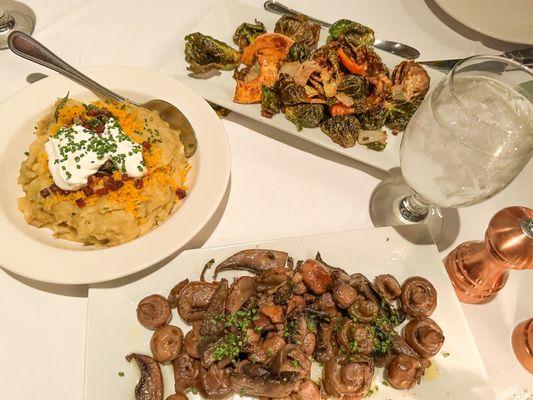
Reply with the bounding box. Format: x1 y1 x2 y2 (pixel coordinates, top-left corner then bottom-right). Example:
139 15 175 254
85 225 493 399
159 0 445 172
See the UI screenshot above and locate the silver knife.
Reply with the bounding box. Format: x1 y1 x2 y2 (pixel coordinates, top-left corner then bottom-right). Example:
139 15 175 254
264 0 421 60
418 48 533 72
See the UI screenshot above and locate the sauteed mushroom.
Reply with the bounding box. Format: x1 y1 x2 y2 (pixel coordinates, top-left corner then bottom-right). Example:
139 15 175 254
151 325 184 363
300 259 331 295
331 282 358 309
166 393 188 400
401 277 437 318
336 319 374 355
386 354 424 389
292 379 321 400
323 355 374 399
126 353 163 400
374 274 402 301
198 364 233 399
230 360 298 398
226 276 256 313
183 321 201 359
177 281 219 323
168 279 189 308
137 295 172 330
173 352 200 393
404 317 444 358
214 249 289 277
347 296 379 323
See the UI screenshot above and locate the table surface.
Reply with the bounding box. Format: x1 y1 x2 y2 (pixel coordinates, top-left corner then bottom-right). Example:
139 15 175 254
0 1 531 399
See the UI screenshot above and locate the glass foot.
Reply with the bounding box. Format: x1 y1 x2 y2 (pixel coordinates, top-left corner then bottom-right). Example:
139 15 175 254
369 178 446 242
0 7 35 50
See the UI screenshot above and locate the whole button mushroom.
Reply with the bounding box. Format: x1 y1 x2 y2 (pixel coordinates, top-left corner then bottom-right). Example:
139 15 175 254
401 277 437 318
137 294 172 330
150 325 184 363
386 354 424 389
404 318 444 358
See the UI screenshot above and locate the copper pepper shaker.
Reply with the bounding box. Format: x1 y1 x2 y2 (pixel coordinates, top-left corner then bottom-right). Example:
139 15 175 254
512 318 533 373
443 206 533 304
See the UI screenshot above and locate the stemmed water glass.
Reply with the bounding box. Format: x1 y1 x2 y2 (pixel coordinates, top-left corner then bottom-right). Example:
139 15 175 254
0 1 35 50
370 55 533 240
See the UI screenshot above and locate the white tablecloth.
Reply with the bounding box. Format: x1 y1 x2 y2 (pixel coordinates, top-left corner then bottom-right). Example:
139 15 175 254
0 1 531 399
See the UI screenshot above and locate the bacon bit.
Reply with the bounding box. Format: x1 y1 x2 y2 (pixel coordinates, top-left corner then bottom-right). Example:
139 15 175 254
49 184 59 194
109 180 124 191
329 102 355 116
95 171 111 177
95 124 105 134
134 179 144 189
87 175 97 187
40 188 51 198
102 176 112 188
121 174 131 181
82 186 94 196
95 188 109 196
75 198 86 208
175 188 187 199
142 141 152 151
338 48 366 76
86 108 99 117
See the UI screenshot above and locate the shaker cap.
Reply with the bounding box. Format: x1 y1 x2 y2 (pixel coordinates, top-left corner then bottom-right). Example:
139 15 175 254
486 206 533 270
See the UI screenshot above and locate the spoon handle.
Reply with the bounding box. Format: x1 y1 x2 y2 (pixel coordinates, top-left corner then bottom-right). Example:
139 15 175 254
7 31 126 103
264 0 331 28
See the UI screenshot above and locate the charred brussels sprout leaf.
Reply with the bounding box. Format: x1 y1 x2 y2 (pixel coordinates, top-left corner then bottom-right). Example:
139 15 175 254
274 15 321 49
280 81 308 105
184 32 241 74
385 99 421 133
358 130 387 151
328 19 375 47
287 42 311 62
337 74 370 99
360 108 386 130
285 104 325 131
261 85 281 118
209 102 231 118
233 20 266 50
321 115 361 147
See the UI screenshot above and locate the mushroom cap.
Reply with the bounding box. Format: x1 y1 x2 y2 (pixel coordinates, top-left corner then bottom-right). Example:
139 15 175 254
137 294 172 330
150 325 184 363
401 277 437 318
386 354 424 390
322 355 374 399
404 317 444 358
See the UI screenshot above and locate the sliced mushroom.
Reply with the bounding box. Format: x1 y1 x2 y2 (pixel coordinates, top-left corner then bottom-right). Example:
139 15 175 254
331 282 358 309
256 267 290 294
401 277 437 318
137 295 172 330
168 279 189 308
214 249 289 277
404 317 444 358
260 304 286 324
150 325 184 363
386 354 424 389
198 364 233 399
322 355 374 399
199 279 229 339
261 334 287 361
126 353 163 400
315 323 339 364
177 281 219 323
300 259 331 295
347 296 379 323
183 321 201 359
335 319 374 355
291 379 321 400
226 276 256 313
374 274 402 301
172 352 200 393
230 360 298 398
391 334 419 358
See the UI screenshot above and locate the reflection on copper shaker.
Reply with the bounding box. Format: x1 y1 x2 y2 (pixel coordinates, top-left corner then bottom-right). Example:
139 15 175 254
512 318 533 373
443 206 533 304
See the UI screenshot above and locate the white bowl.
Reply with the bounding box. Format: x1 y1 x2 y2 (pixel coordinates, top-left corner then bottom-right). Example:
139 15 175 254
0 66 231 284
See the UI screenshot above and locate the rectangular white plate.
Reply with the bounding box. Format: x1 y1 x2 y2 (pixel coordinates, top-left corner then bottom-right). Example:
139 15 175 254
159 0 445 172
85 225 493 400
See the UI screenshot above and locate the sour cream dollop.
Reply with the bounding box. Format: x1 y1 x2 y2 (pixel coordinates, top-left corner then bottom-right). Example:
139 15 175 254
45 118 146 191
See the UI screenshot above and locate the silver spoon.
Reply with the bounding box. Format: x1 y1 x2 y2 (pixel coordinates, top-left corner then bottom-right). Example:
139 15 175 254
264 0 420 60
7 31 198 157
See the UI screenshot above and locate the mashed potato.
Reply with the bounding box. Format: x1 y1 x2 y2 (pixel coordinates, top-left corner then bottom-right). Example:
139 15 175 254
18 98 190 246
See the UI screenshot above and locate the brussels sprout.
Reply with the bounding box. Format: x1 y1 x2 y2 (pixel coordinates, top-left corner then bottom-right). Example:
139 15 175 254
184 32 241 74
280 81 308 105
328 19 375 47
359 108 386 130
261 85 281 118
391 61 430 102
384 99 421 133
287 42 311 62
274 15 321 49
285 104 325 131
233 20 266 50
320 115 361 147
337 74 370 99
358 130 387 151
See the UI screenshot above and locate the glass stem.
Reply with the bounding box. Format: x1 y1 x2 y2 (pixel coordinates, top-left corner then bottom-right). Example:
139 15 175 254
399 193 430 223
